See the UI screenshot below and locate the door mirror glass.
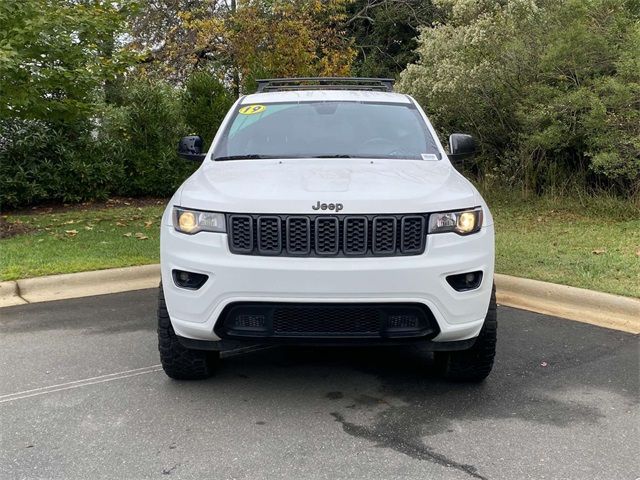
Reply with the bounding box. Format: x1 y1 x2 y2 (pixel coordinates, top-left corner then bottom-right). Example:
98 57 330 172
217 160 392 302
178 135 206 162
448 133 477 165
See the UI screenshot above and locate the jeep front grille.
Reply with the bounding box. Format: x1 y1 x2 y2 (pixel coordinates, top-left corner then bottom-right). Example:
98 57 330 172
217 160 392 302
227 214 427 257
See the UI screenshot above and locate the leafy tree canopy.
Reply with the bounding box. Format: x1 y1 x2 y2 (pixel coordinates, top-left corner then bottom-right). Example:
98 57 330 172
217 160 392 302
0 0 137 123
399 0 640 191
134 0 355 93
346 0 437 78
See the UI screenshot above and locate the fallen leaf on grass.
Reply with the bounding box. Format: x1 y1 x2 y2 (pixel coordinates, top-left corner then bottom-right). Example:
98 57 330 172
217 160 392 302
134 232 148 240
123 232 132 237
636 249 640 257
144 220 153 228
84 226 93 231
65 230 78 237
592 248 606 255
115 221 127 227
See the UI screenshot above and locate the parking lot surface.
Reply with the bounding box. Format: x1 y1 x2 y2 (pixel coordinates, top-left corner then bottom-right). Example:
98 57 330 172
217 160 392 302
0 289 638 480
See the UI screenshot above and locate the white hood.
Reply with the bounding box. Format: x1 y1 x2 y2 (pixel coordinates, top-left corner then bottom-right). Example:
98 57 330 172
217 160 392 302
178 158 480 214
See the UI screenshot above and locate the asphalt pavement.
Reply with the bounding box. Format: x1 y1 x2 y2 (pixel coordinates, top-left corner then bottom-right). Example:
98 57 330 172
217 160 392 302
0 289 638 480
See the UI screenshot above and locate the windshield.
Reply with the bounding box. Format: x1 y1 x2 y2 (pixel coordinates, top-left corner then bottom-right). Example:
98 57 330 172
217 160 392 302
212 101 440 160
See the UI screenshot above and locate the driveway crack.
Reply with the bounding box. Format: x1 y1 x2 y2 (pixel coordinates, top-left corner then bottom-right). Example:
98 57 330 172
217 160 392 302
331 412 488 480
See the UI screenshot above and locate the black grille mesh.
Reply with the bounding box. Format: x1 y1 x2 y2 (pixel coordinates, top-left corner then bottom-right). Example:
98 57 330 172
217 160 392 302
315 218 339 254
401 216 425 253
217 302 439 339
273 306 381 334
227 213 427 257
286 217 310 254
373 217 396 254
257 217 281 254
229 216 253 253
344 217 367 254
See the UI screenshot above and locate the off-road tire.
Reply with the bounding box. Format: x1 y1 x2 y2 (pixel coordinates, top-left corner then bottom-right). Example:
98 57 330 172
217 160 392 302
435 284 497 382
158 284 219 380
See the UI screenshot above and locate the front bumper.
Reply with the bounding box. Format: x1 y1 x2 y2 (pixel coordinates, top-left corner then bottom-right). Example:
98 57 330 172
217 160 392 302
160 224 495 343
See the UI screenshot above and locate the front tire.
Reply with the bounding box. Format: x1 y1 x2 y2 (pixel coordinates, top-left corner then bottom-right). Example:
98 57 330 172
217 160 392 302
435 284 497 382
157 284 219 380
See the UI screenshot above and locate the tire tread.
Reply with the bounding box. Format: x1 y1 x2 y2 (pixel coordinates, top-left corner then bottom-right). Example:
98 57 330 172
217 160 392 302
157 284 218 380
436 284 497 382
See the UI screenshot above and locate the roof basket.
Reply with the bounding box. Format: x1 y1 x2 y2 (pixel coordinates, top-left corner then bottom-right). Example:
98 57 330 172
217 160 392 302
255 77 395 93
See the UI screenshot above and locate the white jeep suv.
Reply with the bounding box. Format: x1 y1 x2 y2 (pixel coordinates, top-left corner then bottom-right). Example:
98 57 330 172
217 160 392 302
159 78 496 382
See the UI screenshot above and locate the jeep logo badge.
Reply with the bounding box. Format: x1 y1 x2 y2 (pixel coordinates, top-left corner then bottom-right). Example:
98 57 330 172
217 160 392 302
312 201 343 212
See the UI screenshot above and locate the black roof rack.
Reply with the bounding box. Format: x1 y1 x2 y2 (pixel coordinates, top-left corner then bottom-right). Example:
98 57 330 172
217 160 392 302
255 77 395 93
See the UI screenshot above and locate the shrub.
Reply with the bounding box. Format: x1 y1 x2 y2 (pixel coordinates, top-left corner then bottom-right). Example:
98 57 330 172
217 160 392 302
1 74 235 209
100 80 195 197
182 72 234 145
0 120 121 208
398 0 640 195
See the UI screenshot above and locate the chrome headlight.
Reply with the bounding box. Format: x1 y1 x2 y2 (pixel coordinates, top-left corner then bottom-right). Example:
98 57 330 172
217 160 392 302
173 207 226 234
428 207 483 235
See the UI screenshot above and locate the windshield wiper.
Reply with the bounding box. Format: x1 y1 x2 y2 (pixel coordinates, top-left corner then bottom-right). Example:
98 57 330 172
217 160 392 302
311 154 352 158
213 154 281 161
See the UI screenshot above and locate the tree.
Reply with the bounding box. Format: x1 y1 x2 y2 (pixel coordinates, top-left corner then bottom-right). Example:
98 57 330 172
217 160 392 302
346 0 437 78
398 0 640 193
0 0 135 123
182 71 233 144
131 0 355 94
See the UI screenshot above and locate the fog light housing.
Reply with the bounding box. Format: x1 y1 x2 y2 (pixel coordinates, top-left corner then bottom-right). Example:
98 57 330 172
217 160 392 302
446 271 483 292
172 269 208 290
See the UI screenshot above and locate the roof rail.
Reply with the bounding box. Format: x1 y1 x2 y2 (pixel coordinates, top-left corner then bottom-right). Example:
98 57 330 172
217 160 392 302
255 77 395 93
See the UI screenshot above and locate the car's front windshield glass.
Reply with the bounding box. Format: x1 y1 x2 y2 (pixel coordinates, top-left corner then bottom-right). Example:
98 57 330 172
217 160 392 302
212 101 440 160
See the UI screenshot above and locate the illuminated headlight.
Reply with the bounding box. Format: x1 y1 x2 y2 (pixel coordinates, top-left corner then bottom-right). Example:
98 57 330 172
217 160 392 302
428 208 483 235
173 207 226 234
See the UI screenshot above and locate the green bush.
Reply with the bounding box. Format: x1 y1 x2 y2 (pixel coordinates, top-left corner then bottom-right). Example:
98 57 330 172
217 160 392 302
101 80 195 197
0 120 121 208
0 74 234 209
398 0 640 195
182 72 234 145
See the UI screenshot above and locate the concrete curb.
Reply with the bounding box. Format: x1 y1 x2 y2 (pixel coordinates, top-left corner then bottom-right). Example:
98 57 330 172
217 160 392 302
495 274 640 334
0 281 26 308
1 265 638 334
0 265 160 307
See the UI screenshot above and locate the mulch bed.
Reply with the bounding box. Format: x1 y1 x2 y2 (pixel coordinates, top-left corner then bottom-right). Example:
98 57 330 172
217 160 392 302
1 197 168 239
0 216 35 239
5 197 168 216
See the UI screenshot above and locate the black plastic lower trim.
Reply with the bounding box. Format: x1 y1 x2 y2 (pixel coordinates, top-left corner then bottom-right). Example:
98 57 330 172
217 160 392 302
213 301 440 341
176 335 477 352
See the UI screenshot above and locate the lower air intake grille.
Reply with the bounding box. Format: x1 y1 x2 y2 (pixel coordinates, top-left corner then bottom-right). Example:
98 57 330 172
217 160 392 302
273 306 380 334
216 302 439 339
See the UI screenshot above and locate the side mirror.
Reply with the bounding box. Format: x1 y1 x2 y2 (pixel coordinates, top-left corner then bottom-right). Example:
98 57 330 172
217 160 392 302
178 135 206 162
448 133 477 165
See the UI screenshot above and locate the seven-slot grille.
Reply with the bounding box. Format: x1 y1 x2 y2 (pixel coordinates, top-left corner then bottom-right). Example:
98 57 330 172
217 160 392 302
227 214 427 257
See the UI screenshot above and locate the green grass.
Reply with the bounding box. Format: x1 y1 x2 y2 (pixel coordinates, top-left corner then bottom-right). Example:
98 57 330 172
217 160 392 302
0 203 164 281
482 189 640 298
1 192 638 298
